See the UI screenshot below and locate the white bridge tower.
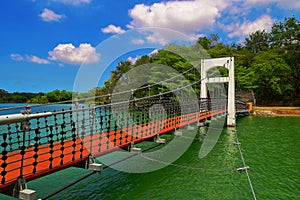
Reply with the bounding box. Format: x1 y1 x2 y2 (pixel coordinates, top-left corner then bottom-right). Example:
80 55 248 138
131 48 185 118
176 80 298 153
200 57 236 127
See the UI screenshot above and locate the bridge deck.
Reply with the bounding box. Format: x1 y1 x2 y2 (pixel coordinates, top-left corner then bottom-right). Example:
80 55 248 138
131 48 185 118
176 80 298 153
0 110 226 191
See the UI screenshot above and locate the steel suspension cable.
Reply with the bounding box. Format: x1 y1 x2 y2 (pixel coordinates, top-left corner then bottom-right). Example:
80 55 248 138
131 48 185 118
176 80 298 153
53 74 209 114
0 65 215 113
41 138 172 199
140 154 235 173
1 57 229 112
234 129 257 200
0 66 197 112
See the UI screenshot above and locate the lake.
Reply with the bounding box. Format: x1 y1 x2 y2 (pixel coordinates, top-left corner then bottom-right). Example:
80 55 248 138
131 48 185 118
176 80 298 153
0 104 299 199
29 115 300 199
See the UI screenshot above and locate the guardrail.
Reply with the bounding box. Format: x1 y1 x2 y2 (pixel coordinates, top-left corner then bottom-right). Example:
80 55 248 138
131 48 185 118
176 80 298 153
0 98 245 193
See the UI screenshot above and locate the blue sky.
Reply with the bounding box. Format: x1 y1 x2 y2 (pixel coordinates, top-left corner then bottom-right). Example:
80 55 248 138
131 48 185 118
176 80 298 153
0 0 299 93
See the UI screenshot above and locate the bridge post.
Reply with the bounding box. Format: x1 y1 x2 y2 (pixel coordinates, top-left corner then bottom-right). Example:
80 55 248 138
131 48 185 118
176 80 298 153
200 57 236 127
227 57 236 127
200 60 207 99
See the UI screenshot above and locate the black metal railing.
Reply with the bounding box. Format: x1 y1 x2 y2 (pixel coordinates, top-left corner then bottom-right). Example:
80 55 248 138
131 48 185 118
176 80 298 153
0 97 244 188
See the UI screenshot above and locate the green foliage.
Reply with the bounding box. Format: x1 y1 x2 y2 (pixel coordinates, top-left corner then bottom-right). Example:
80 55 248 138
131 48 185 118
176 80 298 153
86 16 300 106
245 30 269 54
207 43 233 58
45 90 72 102
197 37 211 50
2 16 299 106
270 16 300 49
134 55 151 66
28 93 49 104
0 89 73 104
251 50 292 97
27 90 72 104
270 16 300 100
0 89 9 102
0 89 37 103
219 15 298 105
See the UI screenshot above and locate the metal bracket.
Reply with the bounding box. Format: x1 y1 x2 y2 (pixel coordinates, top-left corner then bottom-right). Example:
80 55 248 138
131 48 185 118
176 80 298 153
129 142 142 154
12 176 27 197
85 154 103 172
21 120 30 131
236 166 250 173
155 134 166 144
85 154 95 169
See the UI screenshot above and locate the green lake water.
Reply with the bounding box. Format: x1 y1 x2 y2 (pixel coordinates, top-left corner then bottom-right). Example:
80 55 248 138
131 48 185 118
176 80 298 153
26 116 300 200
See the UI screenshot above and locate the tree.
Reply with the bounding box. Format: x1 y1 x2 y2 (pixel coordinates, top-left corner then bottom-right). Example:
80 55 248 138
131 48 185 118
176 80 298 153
250 50 292 104
245 30 269 54
110 61 132 88
270 16 300 99
26 90 73 104
0 89 9 102
27 92 49 104
207 43 233 58
65 16 300 106
209 33 220 47
197 37 211 50
46 90 60 102
134 55 150 66
270 16 300 49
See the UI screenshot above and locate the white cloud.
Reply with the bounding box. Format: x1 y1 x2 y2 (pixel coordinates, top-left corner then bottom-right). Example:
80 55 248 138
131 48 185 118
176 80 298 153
11 53 50 64
126 24 134 29
48 43 100 65
128 0 228 34
227 3 251 17
266 7 272 14
244 0 300 9
101 24 125 34
131 38 145 45
146 32 169 45
10 54 24 61
127 56 139 64
127 49 159 64
226 15 274 38
52 0 91 5
40 8 63 22
127 48 160 65
149 49 158 56
189 33 207 42
27 55 50 64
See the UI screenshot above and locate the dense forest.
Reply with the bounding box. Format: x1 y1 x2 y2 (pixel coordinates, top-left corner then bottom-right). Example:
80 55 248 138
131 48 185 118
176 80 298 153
0 89 72 104
88 16 300 106
0 89 37 103
1 16 299 106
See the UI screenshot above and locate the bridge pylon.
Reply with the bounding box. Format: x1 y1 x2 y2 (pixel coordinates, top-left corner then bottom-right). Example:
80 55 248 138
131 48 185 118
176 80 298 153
200 57 236 127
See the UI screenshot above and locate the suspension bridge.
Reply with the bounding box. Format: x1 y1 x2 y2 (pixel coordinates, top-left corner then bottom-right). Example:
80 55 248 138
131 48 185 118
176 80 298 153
0 57 251 199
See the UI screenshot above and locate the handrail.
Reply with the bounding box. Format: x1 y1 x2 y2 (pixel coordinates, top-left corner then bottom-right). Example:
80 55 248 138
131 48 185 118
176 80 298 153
0 97 248 191
0 112 53 125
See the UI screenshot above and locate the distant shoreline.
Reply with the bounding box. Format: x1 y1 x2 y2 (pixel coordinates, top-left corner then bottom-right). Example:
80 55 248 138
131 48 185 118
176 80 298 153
253 106 300 116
